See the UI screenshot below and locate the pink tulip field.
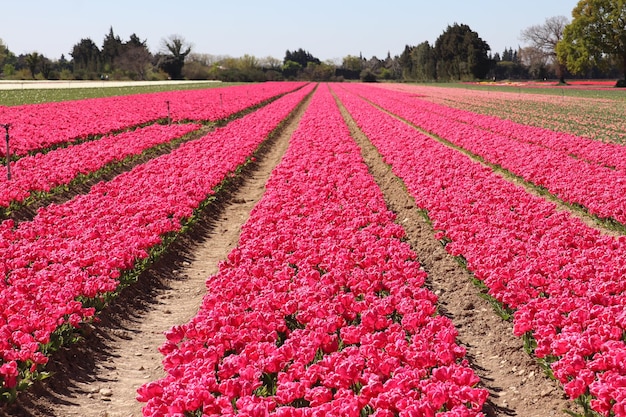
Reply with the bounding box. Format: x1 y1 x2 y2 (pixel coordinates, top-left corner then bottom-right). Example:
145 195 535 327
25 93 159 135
0 81 309 400
0 82 302 158
0 123 201 212
1 81 625 416
384 84 626 144
137 85 488 417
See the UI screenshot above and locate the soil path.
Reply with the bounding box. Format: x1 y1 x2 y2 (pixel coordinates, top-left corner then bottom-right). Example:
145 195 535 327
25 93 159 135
1 91 312 417
332 89 582 417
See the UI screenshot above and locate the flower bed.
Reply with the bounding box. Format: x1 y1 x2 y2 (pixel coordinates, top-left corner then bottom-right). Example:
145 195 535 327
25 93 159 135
0 123 201 211
377 84 626 173
334 84 626 416
380 83 626 144
345 83 626 227
138 85 487 416
0 83 314 401
0 82 306 158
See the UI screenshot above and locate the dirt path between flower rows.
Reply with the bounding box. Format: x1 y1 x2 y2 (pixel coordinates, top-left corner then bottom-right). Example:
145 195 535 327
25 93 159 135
2 85 581 417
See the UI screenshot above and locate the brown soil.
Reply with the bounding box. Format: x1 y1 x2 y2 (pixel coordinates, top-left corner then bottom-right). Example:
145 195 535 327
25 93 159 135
1 86 583 417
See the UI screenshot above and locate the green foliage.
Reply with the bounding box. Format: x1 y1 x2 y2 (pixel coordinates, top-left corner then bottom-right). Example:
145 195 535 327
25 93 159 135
283 48 320 68
434 23 491 81
302 62 335 81
101 27 123 72
360 69 377 82
494 60 528 80
25 52 41 79
281 60 302 79
342 55 364 74
557 0 626 79
2 64 15 77
253 372 278 397
412 41 437 81
71 38 101 76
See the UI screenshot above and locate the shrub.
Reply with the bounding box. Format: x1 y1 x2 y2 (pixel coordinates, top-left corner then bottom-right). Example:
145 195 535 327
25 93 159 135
360 69 377 82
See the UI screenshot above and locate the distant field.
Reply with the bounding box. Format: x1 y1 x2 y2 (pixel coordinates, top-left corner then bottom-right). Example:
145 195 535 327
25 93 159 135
0 80 242 106
435 80 626 100
401 82 626 143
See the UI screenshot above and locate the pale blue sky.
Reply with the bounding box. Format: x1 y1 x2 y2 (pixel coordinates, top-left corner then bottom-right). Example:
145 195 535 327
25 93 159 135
1 0 580 62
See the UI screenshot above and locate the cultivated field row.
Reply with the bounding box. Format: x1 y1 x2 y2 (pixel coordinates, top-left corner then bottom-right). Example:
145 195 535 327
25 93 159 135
1 82 624 416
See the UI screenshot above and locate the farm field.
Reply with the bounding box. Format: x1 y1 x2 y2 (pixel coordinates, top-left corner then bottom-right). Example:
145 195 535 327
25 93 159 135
0 81 625 416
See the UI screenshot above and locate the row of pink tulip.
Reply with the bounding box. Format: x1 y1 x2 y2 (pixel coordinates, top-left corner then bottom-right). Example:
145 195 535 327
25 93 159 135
0 83 315 398
333 84 626 416
381 83 626 144
344 83 626 226
0 123 200 209
0 82 306 158
138 85 487 417
378 84 626 172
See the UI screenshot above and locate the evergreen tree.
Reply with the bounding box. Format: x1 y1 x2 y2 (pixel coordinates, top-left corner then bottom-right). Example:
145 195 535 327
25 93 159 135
70 38 101 78
101 26 123 72
399 45 415 79
434 23 491 80
412 41 437 81
283 49 320 68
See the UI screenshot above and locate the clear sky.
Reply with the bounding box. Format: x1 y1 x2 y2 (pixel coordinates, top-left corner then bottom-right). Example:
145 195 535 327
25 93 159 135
1 0 580 62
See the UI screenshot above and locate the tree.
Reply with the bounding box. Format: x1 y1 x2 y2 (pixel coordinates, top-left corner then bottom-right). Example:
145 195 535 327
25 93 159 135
25 52 41 78
0 39 9 68
557 0 626 82
39 56 53 79
259 56 282 71
126 33 147 49
399 45 415 79
281 60 302 79
71 38 101 78
283 49 320 68
502 47 514 62
363 56 384 75
301 61 335 81
0 39 17 77
339 55 364 79
117 44 152 80
519 46 550 79
101 26 123 73
521 16 569 83
434 23 491 81
116 33 152 80
159 35 192 79
412 41 437 81
383 51 402 80
360 68 377 82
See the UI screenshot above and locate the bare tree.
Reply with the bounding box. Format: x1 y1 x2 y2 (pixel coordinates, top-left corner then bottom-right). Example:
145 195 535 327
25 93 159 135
519 46 549 79
117 45 152 80
520 16 569 83
188 53 226 67
259 56 282 71
159 35 192 79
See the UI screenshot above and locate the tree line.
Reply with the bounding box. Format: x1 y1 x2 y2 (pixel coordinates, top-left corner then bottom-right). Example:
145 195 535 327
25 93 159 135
0 0 624 84
0 28 193 82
